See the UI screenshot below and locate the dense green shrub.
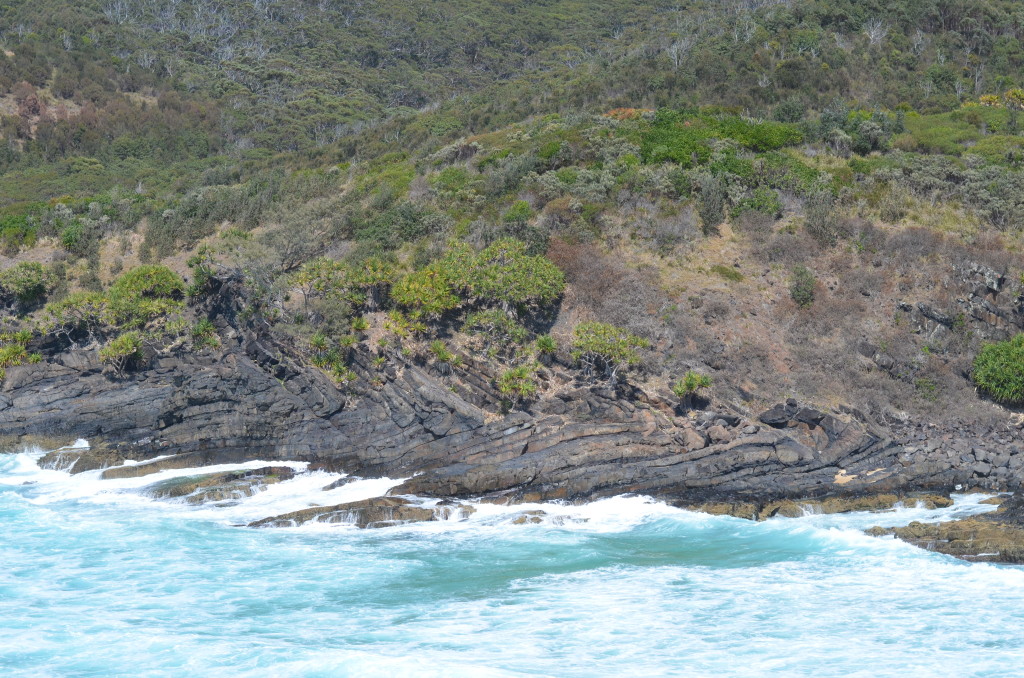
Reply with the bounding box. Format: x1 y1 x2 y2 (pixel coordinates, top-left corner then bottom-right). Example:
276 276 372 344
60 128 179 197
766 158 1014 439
731 188 782 219
0 214 38 254
392 239 564 320
106 265 186 329
0 342 29 368
671 371 711 408
570 322 649 384
640 111 803 167
790 265 816 307
0 262 49 310
496 364 538 409
109 265 185 300
99 331 143 373
0 338 30 382
972 335 1024 405
710 265 744 282
392 261 462 318
503 200 533 223
469 239 565 316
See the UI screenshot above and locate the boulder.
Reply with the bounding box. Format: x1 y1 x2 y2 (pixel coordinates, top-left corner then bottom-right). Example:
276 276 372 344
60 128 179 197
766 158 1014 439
706 425 731 444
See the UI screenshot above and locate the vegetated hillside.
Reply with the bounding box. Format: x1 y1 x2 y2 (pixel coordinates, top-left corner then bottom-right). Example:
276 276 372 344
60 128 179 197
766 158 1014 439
4 97 1024 430
2 0 1024 431
2 0 1023 165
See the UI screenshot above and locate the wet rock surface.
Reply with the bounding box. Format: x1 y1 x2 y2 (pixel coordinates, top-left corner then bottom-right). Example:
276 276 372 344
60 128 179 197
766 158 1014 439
687 493 953 521
867 493 1024 564
247 496 475 529
144 467 297 505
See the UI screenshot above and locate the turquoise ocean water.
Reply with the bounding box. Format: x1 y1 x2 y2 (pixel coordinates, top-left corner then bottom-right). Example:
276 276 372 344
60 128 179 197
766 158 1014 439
2 443 1024 677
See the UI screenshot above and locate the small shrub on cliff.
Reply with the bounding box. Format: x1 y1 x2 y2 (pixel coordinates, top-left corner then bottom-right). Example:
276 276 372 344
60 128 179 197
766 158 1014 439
570 322 649 385
0 343 29 379
696 174 726 235
972 334 1024 405
44 292 108 343
429 340 462 375
384 311 426 340
349 256 396 311
186 246 217 298
672 371 711 402
497 364 538 410
464 309 529 352
536 334 557 354
331 365 358 387
803 191 838 246
535 334 557 364
309 331 329 356
192 319 220 350
99 331 144 373
790 265 816 307
0 262 50 311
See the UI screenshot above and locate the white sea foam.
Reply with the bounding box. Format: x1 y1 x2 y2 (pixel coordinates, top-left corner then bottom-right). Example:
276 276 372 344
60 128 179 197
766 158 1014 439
1 450 413 526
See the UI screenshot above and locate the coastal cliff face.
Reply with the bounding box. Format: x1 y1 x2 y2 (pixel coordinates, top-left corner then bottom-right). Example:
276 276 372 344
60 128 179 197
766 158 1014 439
3 319 1021 517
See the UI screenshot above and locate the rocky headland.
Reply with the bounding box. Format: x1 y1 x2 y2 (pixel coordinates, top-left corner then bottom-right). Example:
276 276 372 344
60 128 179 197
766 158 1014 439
2 289 1023 563
1 263 1023 563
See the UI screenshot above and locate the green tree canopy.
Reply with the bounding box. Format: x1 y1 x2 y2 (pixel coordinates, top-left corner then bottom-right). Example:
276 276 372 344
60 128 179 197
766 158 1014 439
468 238 565 316
105 265 186 329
